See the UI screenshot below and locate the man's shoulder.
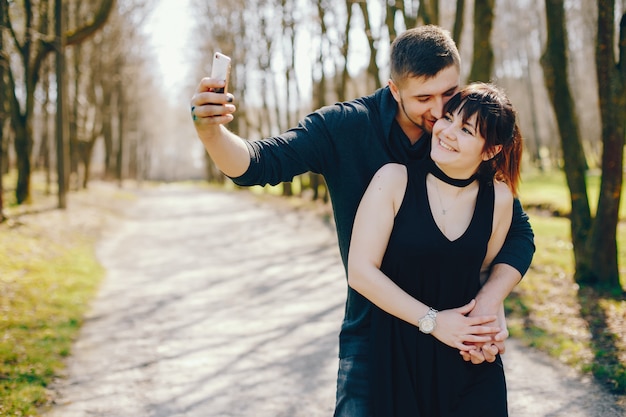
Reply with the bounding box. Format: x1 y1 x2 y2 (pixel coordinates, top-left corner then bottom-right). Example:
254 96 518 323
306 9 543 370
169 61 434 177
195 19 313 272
316 87 390 117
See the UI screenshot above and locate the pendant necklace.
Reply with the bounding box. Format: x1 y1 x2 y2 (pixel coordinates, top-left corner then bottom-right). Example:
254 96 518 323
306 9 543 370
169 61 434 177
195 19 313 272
433 178 464 215
427 158 477 215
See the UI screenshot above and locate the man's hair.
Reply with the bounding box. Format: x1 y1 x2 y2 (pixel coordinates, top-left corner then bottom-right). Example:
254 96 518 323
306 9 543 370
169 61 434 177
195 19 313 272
390 25 461 85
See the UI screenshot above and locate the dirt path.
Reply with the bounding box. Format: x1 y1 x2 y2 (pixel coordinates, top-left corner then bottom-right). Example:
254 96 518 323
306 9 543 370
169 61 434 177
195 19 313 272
45 184 625 417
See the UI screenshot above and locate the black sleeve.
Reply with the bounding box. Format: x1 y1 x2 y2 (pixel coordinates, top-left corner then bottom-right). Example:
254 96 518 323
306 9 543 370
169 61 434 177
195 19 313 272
229 108 340 187
492 198 535 277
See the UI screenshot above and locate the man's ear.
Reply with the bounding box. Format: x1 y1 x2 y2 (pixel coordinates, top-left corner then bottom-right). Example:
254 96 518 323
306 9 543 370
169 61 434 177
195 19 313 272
388 79 401 103
482 145 503 161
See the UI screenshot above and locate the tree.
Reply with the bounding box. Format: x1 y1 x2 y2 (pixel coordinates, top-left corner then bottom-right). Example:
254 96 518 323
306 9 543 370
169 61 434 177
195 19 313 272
541 0 623 290
467 0 495 82
0 0 6 221
1 0 116 204
588 1 625 289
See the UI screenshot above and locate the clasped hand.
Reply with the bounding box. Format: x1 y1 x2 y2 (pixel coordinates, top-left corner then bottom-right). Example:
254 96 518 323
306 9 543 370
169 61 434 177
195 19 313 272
430 299 506 364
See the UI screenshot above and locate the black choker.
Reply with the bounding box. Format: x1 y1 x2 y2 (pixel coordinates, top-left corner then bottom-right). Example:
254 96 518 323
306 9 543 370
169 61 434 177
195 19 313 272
427 158 477 187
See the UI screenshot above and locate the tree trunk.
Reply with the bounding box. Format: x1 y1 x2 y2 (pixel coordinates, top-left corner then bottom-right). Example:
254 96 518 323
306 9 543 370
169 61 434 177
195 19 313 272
56 0 69 208
418 0 438 25
14 115 33 204
452 0 466 46
357 1 382 90
587 3 625 289
0 0 5 221
4 0 117 205
541 0 614 288
468 0 495 83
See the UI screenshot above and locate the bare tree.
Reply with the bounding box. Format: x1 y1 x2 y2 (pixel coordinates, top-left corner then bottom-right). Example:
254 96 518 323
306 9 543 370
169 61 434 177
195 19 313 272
467 0 495 82
541 0 624 290
451 0 466 45
587 1 625 289
1 0 116 204
0 0 6 221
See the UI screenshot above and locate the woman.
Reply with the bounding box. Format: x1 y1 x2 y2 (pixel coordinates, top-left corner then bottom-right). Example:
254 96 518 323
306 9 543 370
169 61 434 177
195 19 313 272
347 82 523 416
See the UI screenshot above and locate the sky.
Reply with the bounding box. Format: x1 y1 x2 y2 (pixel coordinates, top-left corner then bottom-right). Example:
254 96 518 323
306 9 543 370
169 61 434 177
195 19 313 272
143 0 193 100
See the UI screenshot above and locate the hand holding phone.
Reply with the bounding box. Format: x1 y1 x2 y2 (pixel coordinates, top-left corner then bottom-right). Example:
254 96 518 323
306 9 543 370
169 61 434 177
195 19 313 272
210 52 231 94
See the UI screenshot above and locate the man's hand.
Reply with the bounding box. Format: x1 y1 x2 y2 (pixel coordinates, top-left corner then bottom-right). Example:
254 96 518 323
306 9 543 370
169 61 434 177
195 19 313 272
461 291 509 364
431 299 501 351
190 78 236 133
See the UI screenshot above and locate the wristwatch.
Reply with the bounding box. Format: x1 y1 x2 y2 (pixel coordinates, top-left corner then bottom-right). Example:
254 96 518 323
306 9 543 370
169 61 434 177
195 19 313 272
418 307 438 334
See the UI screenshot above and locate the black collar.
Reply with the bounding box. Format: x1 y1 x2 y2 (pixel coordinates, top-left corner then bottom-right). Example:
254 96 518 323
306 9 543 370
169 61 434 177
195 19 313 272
427 158 476 187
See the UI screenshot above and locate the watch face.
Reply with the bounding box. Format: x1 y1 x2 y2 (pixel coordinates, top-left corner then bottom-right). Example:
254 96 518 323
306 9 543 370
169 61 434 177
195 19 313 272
420 318 435 333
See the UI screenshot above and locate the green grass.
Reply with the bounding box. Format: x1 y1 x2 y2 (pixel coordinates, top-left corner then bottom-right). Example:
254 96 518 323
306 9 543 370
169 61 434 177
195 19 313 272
520 168 626 219
0 225 104 416
507 167 626 395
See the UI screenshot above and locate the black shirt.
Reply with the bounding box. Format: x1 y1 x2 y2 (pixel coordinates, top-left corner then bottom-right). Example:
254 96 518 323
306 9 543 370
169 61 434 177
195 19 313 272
231 86 535 358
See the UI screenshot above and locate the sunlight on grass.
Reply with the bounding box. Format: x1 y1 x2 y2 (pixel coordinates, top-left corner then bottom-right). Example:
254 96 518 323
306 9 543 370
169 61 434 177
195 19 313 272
520 168 626 220
0 223 104 416
505 198 626 393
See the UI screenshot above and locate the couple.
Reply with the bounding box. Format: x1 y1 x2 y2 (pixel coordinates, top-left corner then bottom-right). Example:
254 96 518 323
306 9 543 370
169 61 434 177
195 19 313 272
190 25 533 417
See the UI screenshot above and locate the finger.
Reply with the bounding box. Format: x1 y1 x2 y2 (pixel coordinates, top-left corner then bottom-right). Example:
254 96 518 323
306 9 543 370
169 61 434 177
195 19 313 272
489 344 500 359
193 101 236 117
456 298 476 315
465 323 501 334
194 112 235 126
480 343 498 362
462 334 500 344
192 92 234 108
198 77 226 93
460 350 472 362
493 339 506 355
464 314 498 326
469 349 485 365
493 328 509 342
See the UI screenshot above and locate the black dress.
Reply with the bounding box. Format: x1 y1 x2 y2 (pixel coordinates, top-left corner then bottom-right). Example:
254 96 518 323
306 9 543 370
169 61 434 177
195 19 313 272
369 160 508 417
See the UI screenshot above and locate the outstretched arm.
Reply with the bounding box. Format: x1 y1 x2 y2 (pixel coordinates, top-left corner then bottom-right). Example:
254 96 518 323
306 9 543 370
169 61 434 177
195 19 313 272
190 77 250 178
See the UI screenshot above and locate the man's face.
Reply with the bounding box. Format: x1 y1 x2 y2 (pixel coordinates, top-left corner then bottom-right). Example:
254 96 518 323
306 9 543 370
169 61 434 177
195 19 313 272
389 66 460 143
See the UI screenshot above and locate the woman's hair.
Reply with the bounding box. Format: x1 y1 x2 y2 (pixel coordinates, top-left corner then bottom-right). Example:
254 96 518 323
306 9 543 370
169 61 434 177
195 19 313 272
444 82 523 195
390 25 461 86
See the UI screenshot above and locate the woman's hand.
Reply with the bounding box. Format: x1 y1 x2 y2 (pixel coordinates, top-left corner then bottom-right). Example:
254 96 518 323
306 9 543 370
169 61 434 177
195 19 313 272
431 299 501 351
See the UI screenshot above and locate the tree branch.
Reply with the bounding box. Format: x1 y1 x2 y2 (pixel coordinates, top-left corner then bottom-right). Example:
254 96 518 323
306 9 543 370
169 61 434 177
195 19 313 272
66 0 116 46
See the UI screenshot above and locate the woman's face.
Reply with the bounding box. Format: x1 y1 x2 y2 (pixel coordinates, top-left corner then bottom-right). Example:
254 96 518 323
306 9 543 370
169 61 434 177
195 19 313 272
430 108 494 177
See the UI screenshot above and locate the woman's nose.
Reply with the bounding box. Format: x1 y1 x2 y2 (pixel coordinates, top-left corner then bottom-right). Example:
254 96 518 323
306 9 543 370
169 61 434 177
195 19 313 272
441 123 457 140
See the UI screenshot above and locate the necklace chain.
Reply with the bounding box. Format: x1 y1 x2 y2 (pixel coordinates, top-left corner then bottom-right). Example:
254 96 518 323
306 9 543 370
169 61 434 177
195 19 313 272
433 178 464 215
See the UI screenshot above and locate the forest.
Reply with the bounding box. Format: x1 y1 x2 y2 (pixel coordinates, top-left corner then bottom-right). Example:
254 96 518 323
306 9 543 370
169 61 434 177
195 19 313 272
1 0 626 412
3 0 622 289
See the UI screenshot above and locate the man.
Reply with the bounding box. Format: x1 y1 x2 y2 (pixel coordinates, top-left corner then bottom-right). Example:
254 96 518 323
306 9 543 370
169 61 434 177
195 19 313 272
190 25 534 416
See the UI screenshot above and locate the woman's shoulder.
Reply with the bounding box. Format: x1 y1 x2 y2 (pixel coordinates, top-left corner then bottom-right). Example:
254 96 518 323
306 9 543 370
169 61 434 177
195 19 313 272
369 163 408 208
369 163 408 194
374 163 408 183
492 180 514 213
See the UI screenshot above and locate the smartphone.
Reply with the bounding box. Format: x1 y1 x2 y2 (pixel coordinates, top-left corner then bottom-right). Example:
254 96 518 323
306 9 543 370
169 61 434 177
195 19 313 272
210 52 231 94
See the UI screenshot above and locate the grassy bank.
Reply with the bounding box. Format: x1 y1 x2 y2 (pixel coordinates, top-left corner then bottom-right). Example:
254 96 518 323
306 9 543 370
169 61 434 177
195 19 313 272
508 169 626 395
0 179 130 416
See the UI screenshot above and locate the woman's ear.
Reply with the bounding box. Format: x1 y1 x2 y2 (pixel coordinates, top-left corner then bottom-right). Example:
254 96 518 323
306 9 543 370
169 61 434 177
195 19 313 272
482 145 503 161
